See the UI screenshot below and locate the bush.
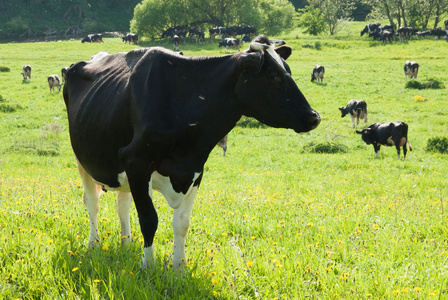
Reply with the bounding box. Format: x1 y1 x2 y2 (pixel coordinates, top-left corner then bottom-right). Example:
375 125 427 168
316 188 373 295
0 66 10 72
426 136 448 154
405 78 445 90
302 141 348 154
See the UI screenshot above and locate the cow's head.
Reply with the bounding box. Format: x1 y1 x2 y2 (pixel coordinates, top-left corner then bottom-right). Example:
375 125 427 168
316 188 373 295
339 107 348 117
234 35 320 133
356 128 373 144
311 72 317 82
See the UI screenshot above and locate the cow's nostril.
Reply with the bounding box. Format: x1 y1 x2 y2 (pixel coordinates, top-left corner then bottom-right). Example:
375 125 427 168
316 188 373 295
307 112 321 129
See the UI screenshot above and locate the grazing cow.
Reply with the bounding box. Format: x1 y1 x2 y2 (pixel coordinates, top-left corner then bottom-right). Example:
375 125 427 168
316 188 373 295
339 100 368 128
122 33 138 45
217 135 228 156
61 67 69 83
63 35 320 270
173 35 180 51
380 30 394 44
241 34 251 43
397 27 414 41
356 122 412 159
361 23 381 36
48 75 61 92
311 65 325 83
82 34 103 43
404 61 419 80
21 65 31 81
209 27 226 42
219 38 240 52
431 27 447 39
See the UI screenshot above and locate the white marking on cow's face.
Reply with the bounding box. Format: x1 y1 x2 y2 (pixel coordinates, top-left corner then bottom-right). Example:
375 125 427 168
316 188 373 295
151 171 201 209
265 46 286 72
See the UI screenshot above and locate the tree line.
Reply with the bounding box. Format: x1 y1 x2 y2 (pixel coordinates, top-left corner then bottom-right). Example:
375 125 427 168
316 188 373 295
0 0 446 41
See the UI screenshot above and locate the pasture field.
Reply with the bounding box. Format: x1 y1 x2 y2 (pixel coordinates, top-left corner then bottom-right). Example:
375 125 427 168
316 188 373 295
1 22 448 299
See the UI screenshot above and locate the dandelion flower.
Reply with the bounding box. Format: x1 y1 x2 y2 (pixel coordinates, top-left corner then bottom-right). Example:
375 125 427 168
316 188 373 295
72 267 79 272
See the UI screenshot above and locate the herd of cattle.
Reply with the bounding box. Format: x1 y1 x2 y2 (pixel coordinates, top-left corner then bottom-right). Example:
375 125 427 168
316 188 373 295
15 28 430 269
361 20 448 44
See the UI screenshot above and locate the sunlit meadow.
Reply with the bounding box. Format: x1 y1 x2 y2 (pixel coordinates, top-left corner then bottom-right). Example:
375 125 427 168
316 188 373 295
1 23 448 299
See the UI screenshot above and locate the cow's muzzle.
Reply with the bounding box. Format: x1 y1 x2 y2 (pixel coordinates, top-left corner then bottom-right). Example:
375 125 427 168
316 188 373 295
303 111 321 132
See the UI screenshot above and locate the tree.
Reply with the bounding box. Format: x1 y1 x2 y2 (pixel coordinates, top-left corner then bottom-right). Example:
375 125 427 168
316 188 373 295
296 5 326 35
308 0 355 35
130 0 296 39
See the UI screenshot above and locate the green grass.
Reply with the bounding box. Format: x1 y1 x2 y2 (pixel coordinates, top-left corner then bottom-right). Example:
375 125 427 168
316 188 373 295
1 22 448 299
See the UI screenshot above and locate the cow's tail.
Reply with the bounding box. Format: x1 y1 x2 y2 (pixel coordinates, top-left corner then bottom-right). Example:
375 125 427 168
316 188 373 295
408 140 413 151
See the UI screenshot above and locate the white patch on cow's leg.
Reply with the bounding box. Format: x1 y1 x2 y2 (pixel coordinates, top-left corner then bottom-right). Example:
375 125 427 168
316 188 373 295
172 186 198 270
375 151 380 159
349 114 355 128
142 245 156 269
116 191 132 244
77 160 101 247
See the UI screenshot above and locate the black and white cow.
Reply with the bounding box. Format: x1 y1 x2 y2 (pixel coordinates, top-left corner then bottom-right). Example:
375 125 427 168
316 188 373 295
173 35 180 51
61 67 69 83
311 65 325 83
219 38 240 52
122 33 139 45
404 61 419 80
339 100 368 128
48 75 61 92
63 35 320 270
82 34 104 43
361 23 381 36
397 27 414 41
380 30 394 44
356 122 412 159
21 65 31 81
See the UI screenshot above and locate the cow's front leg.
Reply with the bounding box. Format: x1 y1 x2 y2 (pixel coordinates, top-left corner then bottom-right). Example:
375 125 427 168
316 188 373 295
373 144 381 158
172 185 198 270
116 191 132 244
396 145 402 159
349 114 355 128
77 160 102 246
124 161 158 268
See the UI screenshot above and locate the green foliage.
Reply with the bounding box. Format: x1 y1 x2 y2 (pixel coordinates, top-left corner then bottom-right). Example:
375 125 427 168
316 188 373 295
405 78 445 90
426 136 448 154
302 140 348 153
0 66 10 72
297 5 326 36
309 0 356 35
130 0 295 40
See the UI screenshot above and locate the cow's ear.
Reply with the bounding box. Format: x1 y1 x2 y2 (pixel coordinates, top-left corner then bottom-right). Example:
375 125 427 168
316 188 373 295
238 51 263 72
339 107 343 111
356 130 362 134
274 45 292 61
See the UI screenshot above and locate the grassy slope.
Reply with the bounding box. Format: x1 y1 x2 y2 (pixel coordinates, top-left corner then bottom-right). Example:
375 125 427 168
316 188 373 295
1 23 448 299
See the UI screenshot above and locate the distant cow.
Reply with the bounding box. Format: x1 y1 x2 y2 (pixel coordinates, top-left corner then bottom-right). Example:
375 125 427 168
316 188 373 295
173 35 180 51
361 23 381 36
21 65 31 81
219 38 240 52
48 75 61 92
380 30 394 44
311 65 325 83
397 27 414 41
445 20 448 30
339 100 368 128
82 34 103 43
404 61 419 80
122 33 138 45
61 67 69 83
356 122 412 159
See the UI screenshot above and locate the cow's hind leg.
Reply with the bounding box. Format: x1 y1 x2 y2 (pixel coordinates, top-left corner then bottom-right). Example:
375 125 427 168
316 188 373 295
172 186 198 270
77 161 102 246
116 191 132 244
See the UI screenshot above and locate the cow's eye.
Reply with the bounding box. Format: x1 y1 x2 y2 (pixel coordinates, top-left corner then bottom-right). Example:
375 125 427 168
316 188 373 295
268 74 280 82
